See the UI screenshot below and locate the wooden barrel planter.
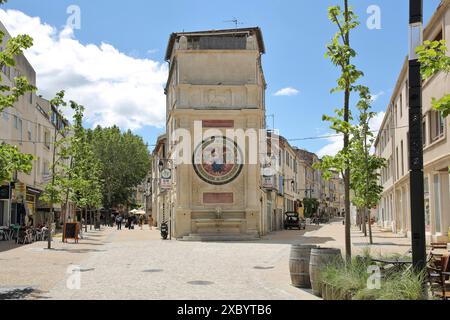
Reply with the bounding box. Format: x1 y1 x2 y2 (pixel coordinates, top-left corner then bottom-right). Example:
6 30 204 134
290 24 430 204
289 244 317 288
309 247 342 297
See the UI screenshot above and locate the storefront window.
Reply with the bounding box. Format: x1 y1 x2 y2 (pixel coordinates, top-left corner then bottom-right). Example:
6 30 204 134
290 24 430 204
424 177 431 232
0 201 5 226
434 174 442 234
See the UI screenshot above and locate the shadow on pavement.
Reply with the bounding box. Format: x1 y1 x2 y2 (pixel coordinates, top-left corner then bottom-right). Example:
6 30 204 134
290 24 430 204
353 242 411 247
0 242 22 253
0 287 35 300
50 248 107 254
199 224 336 245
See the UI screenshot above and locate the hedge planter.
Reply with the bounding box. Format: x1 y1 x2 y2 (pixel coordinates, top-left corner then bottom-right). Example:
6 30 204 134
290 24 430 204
321 281 354 300
309 247 343 297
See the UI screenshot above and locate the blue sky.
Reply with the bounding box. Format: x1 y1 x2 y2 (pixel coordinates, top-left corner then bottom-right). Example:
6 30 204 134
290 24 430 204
1 0 442 155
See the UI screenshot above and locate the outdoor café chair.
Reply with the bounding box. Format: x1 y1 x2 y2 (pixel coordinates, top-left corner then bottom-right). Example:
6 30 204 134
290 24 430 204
427 254 450 300
35 228 44 241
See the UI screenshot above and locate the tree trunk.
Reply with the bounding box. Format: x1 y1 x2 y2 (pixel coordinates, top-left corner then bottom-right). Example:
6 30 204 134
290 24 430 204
363 210 367 237
90 209 92 230
359 210 362 231
84 207 88 232
343 0 352 262
48 207 53 250
367 207 373 244
47 125 59 250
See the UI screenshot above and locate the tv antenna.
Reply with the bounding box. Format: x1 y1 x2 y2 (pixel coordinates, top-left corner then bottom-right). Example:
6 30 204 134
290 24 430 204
223 17 244 29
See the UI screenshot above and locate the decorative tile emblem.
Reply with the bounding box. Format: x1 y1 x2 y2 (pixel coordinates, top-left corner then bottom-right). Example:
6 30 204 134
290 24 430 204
193 136 243 185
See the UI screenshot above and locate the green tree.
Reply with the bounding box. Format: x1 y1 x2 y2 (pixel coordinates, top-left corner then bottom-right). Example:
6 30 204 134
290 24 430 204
319 0 363 260
40 91 71 248
416 39 450 173
0 0 35 183
89 126 150 210
303 198 320 219
85 129 103 229
349 87 385 244
0 143 33 182
68 102 102 232
416 40 450 117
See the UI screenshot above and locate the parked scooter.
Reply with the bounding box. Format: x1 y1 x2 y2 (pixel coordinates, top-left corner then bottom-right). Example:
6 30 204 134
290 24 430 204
160 222 168 240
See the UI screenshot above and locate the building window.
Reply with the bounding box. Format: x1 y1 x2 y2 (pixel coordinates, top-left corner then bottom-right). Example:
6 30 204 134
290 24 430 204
43 160 50 176
401 140 404 177
396 147 399 181
27 123 32 141
400 93 403 119
431 110 444 141
18 119 23 142
393 104 397 127
422 120 427 147
405 81 409 109
433 174 442 233
424 177 431 232
44 130 51 149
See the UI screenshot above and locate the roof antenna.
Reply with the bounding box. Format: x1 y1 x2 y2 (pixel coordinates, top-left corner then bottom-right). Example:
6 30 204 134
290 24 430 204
223 17 244 29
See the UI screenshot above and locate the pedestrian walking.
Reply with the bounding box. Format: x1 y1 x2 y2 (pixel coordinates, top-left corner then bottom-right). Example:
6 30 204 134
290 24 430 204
127 216 133 230
139 215 144 230
116 214 122 230
111 213 115 227
148 216 153 230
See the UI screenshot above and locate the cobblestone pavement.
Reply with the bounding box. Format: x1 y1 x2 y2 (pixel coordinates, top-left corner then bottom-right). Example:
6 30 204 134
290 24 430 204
0 219 412 300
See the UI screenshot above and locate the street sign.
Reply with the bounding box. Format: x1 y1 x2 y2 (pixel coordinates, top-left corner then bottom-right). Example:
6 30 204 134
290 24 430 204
262 175 275 190
160 169 172 190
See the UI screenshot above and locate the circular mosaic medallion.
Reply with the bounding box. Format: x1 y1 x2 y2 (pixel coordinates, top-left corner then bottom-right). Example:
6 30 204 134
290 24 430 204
192 136 243 185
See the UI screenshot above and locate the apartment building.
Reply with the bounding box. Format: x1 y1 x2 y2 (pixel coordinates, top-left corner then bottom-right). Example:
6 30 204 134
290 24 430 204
151 134 167 228
295 149 322 205
375 0 450 242
266 138 344 229
0 21 68 227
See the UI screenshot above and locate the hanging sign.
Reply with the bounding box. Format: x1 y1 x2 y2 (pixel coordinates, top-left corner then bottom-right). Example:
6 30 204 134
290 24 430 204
160 168 172 190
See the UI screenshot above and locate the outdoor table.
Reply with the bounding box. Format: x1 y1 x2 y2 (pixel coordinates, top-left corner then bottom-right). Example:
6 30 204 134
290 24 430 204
431 249 450 257
0 227 13 241
372 258 413 275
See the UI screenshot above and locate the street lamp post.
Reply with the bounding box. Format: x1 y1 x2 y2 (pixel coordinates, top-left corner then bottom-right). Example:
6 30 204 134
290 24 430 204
408 0 426 271
158 158 173 240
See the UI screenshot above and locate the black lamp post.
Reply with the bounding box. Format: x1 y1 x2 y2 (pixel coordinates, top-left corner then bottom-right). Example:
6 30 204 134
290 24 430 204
408 0 426 271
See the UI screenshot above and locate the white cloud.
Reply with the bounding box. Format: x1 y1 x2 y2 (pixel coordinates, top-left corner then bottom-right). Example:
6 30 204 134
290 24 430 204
147 49 159 55
0 9 168 130
370 91 385 102
274 87 299 97
317 134 343 158
369 111 385 134
316 111 386 158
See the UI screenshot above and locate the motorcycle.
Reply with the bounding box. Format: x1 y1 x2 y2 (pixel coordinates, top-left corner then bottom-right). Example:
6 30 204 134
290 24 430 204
160 222 168 240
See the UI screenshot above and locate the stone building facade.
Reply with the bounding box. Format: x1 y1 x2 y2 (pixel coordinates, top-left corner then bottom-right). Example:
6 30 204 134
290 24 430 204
0 21 69 227
155 28 267 240
375 0 450 242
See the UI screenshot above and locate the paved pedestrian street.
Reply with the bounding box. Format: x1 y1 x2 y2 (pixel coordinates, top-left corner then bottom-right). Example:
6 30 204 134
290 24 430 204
0 219 412 300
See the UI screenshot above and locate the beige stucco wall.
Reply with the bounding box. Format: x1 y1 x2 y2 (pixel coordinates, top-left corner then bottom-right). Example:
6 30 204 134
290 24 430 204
375 2 450 241
161 30 266 239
